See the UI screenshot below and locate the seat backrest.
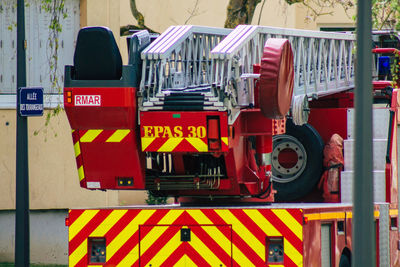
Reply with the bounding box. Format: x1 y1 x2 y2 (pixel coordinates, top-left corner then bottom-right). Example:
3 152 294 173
73 27 122 80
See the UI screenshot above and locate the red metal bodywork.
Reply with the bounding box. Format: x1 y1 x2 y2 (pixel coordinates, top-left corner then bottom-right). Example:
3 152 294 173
64 86 145 190
140 111 229 153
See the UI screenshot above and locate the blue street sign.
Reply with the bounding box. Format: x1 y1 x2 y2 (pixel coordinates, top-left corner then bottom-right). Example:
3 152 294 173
18 87 44 116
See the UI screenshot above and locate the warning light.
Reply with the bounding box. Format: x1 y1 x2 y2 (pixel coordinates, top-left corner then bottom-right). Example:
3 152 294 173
65 217 70 226
117 177 134 187
66 90 72 104
207 117 221 151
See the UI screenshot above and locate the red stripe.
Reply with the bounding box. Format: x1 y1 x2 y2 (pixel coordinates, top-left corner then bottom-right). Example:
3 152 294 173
159 242 187 267
69 210 112 254
68 210 85 224
262 209 303 254
120 131 133 144
140 225 181 266
143 137 167 151
230 209 268 243
161 242 212 267
91 130 113 143
191 225 232 266
78 129 89 138
75 253 88 267
200 209 253 266
173 138 205 152
108 209 169 265
72 130 80 143
139 211 233 266
286 209 303 225
139 211 193 265
75 153 83 167
284 254 298 267
102 209 142 265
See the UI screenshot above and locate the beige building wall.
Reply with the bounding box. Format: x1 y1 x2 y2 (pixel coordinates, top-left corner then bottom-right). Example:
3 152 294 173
0 110 118 209
0 0 357 210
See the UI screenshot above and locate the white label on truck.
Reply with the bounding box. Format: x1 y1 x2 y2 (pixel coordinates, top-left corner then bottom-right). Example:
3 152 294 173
74 95 101 106
86 182 101 189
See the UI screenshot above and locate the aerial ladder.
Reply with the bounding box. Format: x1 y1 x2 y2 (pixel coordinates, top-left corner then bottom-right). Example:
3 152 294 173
64 25 357 201
64 25 400 266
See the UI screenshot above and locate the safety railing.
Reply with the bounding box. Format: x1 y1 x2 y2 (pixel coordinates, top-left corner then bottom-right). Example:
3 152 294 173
210 25 356 101
140 25 231 108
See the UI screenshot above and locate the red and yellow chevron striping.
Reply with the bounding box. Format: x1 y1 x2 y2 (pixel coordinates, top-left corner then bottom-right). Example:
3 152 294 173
77 129 132 143
141 137 229 152
68 208 303 266
71 130 85 184
70 129 132 186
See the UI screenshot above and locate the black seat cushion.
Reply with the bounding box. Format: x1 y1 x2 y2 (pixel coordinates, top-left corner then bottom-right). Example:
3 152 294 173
73 27 122 80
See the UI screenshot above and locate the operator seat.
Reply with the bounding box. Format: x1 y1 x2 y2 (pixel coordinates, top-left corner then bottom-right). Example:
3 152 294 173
73 27 122 80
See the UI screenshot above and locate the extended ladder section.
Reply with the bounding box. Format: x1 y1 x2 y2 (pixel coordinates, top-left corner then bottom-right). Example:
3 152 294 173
140 25 231 111
211 25 356 101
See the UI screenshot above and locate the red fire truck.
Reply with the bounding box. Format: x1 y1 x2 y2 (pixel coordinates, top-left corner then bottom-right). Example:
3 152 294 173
64 25 400 266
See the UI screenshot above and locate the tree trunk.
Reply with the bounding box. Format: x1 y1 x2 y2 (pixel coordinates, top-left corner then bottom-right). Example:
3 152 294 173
120 0 157 35
130 0 145 27
224 0 262 28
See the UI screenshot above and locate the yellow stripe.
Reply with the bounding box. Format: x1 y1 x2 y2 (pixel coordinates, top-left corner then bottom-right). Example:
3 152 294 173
78 166 85 181
107 210 155 260
272 209 302 241
106 129 130 142
215 210 264 260
190 231 226 266
69 210 99 241
285 238 303 266
185 137 208 152
189 210 258 266
140 210 184 254
157 137 184 152
306 212 346 221
117 210 182 266
145 230 181 265
74 141 81 157
80 129 103 142
221 137 228 146
390 209 398 216
243 209 281 236
232 244 255 266
174 254 195 266
346 211 379 219
187 210 232 255
116 245 139 267
307 211 380 220
69 239 87 267
141 137 155 151
90 210 128 237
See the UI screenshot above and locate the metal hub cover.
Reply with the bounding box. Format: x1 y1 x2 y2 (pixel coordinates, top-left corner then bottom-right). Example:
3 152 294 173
272 134 307 183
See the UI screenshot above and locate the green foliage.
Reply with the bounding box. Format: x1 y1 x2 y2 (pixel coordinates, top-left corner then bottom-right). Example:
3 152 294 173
41 0 67 95
371 0 400 30
145 191 168 205
34 1 67 138
293 0 400 30
391 52 400 87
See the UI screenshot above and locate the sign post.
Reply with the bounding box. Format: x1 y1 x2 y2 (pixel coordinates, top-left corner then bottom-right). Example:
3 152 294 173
15 1 30 266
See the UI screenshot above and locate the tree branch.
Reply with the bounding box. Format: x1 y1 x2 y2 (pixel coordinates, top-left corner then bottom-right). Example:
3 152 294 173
225 0 262 28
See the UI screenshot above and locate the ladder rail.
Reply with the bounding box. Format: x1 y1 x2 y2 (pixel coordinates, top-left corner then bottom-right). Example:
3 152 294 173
140 25 231 106
210 25 356 103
